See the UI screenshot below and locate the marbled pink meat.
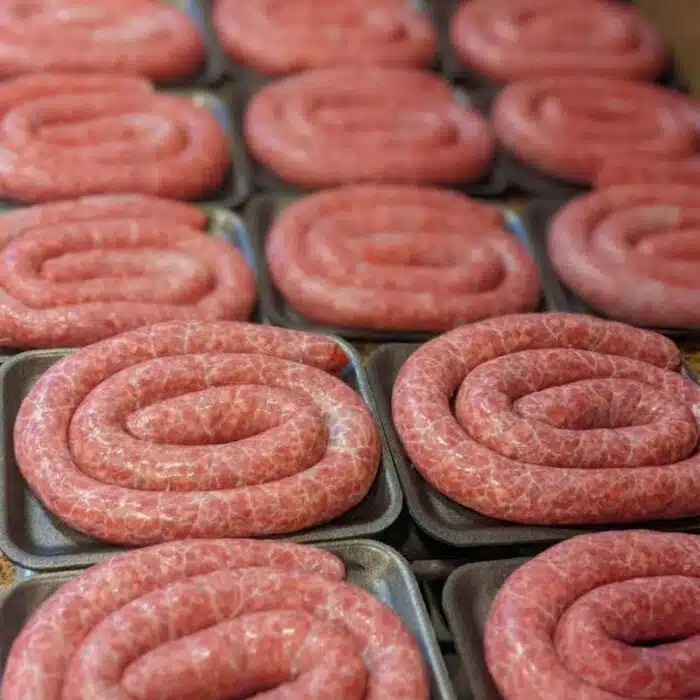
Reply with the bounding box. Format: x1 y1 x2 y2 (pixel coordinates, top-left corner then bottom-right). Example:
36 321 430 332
267 184 540 331
0 0 204 80
1 539 429 699
548 185 700 328
14 321 381 543
0 194 256 348
450 0 665 83
392 312 700 524
0 73 230 201
213 0 436 73
493 77 697 183
245 68 494 187
485 530 700 699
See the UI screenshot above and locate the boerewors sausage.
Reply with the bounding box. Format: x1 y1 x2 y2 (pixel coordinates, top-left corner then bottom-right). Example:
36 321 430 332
266 185 540 331
0 0 204 80
0 194 255 348
0 73 230 201
1 539 429 699
213 0 436 73
485 530 700 699
493 77 697 184
392 312 700 524
14 321 381 544
245 68 494 187
548 185 700 328
450 0 665 83
596 156 700 187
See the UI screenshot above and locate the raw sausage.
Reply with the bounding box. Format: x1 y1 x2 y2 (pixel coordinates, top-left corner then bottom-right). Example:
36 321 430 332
485 530 700 699
245 68 494 187
0 0 204 80
392 312 700 524
450 0 665 83
213 0 436 73
0 194 256 348
493 77 696 183
548 185 700 328
1 539 429 700
267 184 540 330
596 156 700 187
0 73 230 201
14 321 381 543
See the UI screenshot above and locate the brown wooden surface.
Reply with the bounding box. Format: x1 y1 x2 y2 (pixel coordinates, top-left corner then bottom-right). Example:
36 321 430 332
637 0 700 96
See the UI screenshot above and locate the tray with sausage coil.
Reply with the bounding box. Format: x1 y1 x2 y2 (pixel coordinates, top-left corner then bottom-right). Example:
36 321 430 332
366 341 700 549
0 337 402 572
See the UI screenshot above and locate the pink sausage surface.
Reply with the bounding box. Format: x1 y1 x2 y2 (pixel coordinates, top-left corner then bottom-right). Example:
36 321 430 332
214 0 436 73
0 194 256 348
486 530 700 699
493 77 696 183
267 184 540 330
392 312 700 525
245 68 494 187
548 185 700 328
1 539 429 699
14 321 381 543
450 0 665 83
0 73 230 201
0 0 204 79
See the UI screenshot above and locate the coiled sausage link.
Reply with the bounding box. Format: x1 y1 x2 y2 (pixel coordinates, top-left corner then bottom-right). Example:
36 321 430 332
267 184 540 331
0 0 204 80
213 0 436 73
486 530 700 700
493 77 696 183
548 185 700 328
392 312 700 525
596 156 700 187
1 539 429 700
450 0 665 83
0 194 255 348
245 68 494 187
0 73 230 201
14 321 381 544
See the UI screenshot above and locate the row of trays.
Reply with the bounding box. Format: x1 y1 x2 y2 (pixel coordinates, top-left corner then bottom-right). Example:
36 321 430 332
0 537 524 700
0 198 696 569
168 0 691 201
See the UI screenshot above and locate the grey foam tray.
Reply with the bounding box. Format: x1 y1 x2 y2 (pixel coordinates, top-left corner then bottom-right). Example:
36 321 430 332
0 90 252 210
0 539 456 700
0 338 402 572
442 557 528 700
161 0 225 87
366 342 700 549
244 195 540 342
225 81 509 199
523 199 700 340
0 207 257 365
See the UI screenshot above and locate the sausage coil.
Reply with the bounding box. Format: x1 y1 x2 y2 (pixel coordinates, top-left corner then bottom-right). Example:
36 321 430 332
267 185 540 330
0 194 255 348
213 0 436 73
245 68 494 187
392 312 700 525
548 185 700 328
0 73 230 201
1 539 429 700
486 530 700 700
14 321 381 544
